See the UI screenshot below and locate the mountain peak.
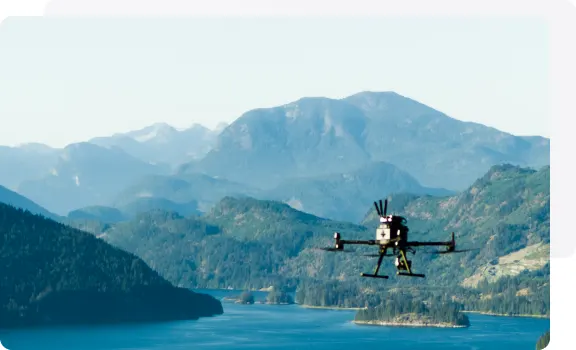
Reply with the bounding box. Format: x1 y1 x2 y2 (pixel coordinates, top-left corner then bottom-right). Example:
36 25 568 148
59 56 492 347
60 142 129 159
62 141 101 152
212 196 314 218
486 163 536 178
342 90 438 118
128 123 178 143
17 142 57 152
187 123 210 131
344 90 402 98
468 163 539 194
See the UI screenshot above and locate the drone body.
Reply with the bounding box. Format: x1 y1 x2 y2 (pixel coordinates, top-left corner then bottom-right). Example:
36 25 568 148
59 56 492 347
323 199 473 280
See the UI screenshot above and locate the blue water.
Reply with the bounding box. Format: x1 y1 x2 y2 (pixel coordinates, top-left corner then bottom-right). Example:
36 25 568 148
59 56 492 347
0 289 550 350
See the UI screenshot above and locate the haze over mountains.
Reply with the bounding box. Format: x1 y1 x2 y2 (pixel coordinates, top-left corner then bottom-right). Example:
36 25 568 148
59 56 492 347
0 91 548 222
17 142 170 215
89 122 226 168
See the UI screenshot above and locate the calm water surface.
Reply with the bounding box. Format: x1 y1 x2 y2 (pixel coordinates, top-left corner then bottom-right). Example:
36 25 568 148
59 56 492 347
0 289 549 350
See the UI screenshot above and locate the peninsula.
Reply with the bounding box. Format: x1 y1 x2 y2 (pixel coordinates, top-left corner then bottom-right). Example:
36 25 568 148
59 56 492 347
0 203 223 328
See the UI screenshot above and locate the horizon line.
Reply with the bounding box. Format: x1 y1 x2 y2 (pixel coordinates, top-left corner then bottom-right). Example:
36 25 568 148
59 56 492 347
1 90 550 149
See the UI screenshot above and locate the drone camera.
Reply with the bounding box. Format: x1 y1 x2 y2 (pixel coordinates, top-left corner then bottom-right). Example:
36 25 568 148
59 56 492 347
395 257 411 271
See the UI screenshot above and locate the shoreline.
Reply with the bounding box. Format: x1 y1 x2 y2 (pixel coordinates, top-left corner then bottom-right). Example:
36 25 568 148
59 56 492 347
300 305 548 320
194 287 275 292
299 304 367 311
461 310 549 319
222 298 294 306
353 320 468 328
196 289 549 321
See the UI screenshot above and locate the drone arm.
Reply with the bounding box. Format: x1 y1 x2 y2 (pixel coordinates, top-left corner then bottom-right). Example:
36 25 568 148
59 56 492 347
406 241 452 247
374 252 385 275
330 232 377 251
340 239 377 245
406 232 456 249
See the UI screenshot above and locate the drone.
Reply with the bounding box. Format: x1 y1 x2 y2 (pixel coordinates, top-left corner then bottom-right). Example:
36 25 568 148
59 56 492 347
319 199 476 279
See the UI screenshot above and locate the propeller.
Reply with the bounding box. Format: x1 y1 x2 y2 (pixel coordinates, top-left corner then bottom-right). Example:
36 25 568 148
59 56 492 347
426 248 480 255
374 199 388 217
362 253 395 257
314 247 356 253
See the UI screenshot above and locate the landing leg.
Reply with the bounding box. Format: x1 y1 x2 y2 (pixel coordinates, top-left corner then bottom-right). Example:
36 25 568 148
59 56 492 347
374 252 384 275
396 249 425 278
399 249 411 274
361 251 389 279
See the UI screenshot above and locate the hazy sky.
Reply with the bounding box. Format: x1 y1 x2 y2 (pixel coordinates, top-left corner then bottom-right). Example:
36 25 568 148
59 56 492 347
0 1 552 147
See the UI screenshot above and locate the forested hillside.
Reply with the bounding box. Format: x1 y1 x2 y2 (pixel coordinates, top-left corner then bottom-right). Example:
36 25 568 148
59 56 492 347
0 203 223 328
86 164 549 317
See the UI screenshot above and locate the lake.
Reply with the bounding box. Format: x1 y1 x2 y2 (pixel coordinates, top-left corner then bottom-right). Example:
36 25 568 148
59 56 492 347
0 289 550 350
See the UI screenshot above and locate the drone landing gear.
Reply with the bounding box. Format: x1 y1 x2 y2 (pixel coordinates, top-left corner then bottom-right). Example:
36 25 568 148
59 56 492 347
361 273 389 279
397 272 426 278
395 249 426 278
361 249 389 279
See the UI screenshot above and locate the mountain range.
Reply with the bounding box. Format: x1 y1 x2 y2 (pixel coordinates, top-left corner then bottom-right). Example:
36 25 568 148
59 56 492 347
89 122 226 168
17 142 170 215
0 91 549 223
0 143 61 190
0 122 225 214
262 161 453 223
181 92 549 191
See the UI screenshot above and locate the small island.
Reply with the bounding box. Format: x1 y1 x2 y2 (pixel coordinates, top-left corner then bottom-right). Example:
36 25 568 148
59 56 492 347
353 301 470 328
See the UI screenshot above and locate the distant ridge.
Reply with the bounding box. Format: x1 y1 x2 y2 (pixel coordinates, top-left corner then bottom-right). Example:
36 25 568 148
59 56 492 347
180 91 549 191
0 184 59 220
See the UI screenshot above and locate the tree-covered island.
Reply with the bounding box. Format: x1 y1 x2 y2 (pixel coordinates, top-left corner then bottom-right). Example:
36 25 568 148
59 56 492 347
354 300 470 328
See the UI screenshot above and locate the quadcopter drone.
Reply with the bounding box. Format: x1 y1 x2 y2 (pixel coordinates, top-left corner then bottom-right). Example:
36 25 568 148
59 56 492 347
319 199 476 279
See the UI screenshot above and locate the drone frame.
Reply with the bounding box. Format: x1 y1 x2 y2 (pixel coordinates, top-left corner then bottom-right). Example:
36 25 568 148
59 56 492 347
328 199 460 280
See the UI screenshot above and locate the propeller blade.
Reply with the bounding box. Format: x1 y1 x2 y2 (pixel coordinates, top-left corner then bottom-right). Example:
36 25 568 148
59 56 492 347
427 248 480 255
383 199 388 216
315 247 356 253
374 201 381 216
362 253 394 257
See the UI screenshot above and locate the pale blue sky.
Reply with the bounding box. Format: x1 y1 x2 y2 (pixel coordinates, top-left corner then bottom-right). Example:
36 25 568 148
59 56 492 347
0 16 549 147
